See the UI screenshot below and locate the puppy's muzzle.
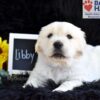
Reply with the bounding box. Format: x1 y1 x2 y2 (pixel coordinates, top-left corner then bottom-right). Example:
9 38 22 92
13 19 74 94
51 41 65 58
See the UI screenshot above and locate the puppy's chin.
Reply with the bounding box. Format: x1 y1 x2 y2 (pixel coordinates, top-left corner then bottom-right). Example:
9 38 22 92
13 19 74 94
39 51 73 67
47 55 72 68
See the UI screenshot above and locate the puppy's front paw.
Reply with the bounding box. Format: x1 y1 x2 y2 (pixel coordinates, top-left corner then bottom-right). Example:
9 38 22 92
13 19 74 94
23 83 33 88
53 80 82 92
23 81 38 88
53 88 66 92
53 86 72 92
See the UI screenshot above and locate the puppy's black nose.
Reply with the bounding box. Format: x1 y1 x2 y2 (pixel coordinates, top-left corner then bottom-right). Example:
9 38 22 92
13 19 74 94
53 41 63 49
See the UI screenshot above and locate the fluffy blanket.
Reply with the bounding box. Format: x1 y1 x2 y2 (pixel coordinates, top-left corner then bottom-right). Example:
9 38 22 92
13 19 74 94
0 75 100 100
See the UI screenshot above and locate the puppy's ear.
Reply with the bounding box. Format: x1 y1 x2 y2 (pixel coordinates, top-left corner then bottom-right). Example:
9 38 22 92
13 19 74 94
79 28 86 39
35 27 44 53
35 40 41 53
74 29 86 59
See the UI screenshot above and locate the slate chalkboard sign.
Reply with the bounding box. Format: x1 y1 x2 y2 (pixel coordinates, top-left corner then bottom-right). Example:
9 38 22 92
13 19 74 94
8 33 38 75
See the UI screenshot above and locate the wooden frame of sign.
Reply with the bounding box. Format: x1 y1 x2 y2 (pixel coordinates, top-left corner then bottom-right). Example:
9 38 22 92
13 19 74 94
8 33 38 75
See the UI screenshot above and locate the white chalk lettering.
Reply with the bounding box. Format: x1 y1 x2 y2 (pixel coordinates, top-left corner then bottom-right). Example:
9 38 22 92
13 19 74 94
15 49 34 63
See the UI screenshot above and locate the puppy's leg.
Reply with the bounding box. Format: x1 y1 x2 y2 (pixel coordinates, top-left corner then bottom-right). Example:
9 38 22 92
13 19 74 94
23 70 46 88
53 80 83 92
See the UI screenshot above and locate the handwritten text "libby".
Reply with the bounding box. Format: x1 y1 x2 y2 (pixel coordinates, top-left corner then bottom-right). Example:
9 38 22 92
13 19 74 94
15 49 34 64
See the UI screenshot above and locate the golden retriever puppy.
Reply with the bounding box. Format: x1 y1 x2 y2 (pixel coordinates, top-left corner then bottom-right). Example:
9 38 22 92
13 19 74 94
24 22 100 92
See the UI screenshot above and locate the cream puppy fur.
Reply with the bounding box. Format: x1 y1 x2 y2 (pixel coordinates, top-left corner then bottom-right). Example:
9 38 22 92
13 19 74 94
24 22 100 92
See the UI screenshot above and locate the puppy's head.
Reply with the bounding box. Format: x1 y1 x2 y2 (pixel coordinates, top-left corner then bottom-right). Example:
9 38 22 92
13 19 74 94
35 22 86 67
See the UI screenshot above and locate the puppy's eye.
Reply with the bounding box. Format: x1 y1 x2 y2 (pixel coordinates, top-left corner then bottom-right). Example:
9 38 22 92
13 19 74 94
66 34 73 39
47 33 53 38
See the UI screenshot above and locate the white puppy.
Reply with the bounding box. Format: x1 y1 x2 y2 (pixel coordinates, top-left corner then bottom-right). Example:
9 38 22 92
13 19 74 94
24 22 100 92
